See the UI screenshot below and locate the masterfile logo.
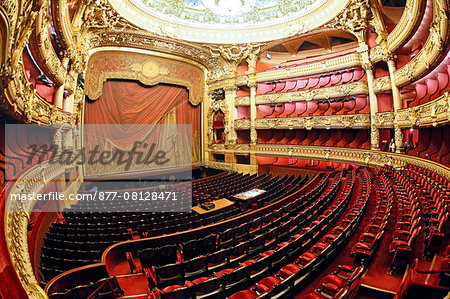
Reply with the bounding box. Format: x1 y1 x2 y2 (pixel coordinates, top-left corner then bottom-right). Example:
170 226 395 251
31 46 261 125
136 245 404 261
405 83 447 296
5 124 193 213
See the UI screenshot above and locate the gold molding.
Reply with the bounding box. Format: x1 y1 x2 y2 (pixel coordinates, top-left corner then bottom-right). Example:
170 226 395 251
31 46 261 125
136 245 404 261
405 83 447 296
84 50 206 105
370 0 422 62
373 0 449 92
208 144 450 181
2 61 75 124
29 1 66 86
374 111 394 128
89 32 225 80
252 114 370 130
397 92 450 128
253 53 362 84
51 0 74 50
5 161 75 298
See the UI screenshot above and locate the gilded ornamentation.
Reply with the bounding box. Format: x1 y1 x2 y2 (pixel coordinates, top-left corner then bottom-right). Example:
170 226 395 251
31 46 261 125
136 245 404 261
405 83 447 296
208 144 450 181
85 51 205 105
208 100 229 144
234 119 251 130
91 32 224 80
254 114 371 130
82 0 139 31
394 92 450 128
205 43 264 74
254 52 362 83
327 0 371 43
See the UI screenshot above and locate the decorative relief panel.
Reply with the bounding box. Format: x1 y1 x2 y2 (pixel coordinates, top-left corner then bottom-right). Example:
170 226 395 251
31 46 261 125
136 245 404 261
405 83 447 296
374 111 394 128
254 114 370 130
234 119 251 130
235 96 250 107
397 93 450 127
85 51 205 105
207 144 450 181
91 32 224 80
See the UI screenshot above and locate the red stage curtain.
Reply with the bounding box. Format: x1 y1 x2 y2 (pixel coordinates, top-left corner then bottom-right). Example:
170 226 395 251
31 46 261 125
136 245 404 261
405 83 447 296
84 80 189 149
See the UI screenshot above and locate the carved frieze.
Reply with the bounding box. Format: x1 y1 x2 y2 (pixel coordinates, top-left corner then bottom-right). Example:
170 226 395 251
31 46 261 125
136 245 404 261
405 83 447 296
234 119 251 130
396 92 450 127
374 111 394 128
254 114 371 130
85 51 205 105
207 143 450 181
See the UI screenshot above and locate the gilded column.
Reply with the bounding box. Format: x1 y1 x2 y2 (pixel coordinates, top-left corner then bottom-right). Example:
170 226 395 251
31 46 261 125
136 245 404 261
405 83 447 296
63 70 77 113
385 55 404 153
54 56 70 109
249 82 258 145
224 85 238 144
363 62 380 150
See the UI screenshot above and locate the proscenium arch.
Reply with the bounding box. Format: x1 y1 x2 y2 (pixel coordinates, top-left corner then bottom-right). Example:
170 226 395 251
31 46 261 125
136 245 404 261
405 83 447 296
84 47 208 107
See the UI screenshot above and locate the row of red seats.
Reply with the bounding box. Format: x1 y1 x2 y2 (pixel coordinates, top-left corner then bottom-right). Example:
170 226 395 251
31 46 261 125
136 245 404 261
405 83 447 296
257 129 371 150
385 170 422 271
256 68 365 95
255 96 369 119
145 173 344 298
229 170 370 298
351 172 392 266
403 163 450 192
399 168 448 258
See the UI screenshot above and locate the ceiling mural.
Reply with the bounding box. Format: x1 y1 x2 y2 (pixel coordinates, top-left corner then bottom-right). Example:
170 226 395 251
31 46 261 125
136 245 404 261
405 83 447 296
135 0 319 25
109 0 350 43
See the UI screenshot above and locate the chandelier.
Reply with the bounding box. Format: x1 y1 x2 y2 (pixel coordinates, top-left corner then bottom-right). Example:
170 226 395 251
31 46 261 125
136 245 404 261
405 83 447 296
202 0 258 16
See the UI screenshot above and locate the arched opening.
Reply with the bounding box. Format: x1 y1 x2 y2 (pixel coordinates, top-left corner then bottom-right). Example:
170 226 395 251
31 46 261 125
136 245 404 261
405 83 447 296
212 110 225 143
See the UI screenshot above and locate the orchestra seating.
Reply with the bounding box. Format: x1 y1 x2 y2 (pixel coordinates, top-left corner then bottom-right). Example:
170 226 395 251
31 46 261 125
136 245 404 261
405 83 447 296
42 166 449 299
40 172 306 281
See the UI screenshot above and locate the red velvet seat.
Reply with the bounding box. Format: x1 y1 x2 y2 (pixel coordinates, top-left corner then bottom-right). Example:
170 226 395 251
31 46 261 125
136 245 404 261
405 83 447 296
280 263 301 276
229 289 259 299
214 268 235 278
256 276 281 293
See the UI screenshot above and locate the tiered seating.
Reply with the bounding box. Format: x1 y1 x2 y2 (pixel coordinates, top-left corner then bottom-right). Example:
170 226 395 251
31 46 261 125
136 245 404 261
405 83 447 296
400 164 449 258
138 172 340 298
256 67 366 95
41 173 300 281
302 265 364 299
351 171 393 265
384 168 422 271
228 170 371 298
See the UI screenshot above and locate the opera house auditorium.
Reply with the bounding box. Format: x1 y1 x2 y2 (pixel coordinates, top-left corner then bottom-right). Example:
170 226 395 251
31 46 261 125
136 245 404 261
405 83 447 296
1 0 450 298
